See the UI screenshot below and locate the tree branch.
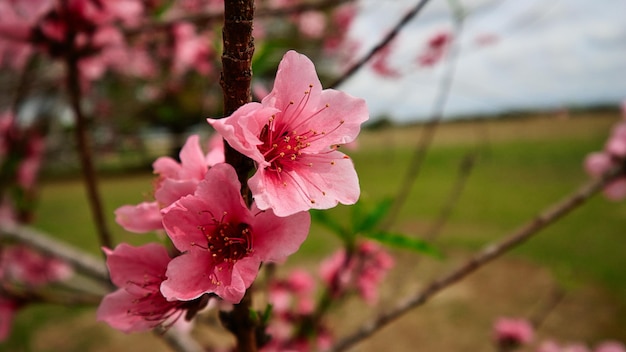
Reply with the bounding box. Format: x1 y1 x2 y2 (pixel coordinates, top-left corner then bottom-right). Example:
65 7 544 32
219 1 258 351
0 223 109 285
329 0 433 89
63 29 114 251
329 165 624 352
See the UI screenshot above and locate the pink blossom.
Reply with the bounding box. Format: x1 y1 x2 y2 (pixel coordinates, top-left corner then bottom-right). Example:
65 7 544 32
298 11 326 39
417 31 453 67
97 243 187 333
269 269 316 315
114 134 224 233
595 341 626 352
172 22 213 76
583 121 626 201
0 245 72 286
160 163 310 304
493 317 534 346
371 44 401 78
208 50 368 216
320 241 394 304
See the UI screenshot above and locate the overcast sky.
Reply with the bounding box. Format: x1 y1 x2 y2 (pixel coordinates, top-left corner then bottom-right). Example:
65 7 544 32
338 0 626 123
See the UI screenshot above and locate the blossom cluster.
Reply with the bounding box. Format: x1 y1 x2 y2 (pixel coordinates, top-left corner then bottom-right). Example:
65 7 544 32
263 240 393 351
0 244 73 340
584 102 626 200
98 50 369 333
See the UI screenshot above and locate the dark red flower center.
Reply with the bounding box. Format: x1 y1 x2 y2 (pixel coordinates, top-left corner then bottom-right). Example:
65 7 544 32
198 213 253 266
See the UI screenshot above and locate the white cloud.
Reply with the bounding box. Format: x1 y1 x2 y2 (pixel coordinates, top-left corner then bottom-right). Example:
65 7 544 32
340 0 626 123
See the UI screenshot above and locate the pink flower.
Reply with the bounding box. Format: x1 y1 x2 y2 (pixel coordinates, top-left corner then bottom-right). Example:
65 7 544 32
172 22 213 77
583 121 626 201
493 317 534 346
320 241 394 304
97 243 187 333
160 163 310 304
208 50 368 216
269 269 316 315
114 134 224 233
0 245 72 286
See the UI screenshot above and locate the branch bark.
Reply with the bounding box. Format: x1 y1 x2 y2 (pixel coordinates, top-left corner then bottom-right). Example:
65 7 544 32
219 1 258 351
0 223 109 285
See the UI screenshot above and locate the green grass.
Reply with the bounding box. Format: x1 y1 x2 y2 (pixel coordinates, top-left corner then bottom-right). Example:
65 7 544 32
6 111 626 349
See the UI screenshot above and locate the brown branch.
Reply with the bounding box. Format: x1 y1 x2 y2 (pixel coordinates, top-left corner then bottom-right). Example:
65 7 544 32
219 1 258 351
63 32 114 251
329 0 433 88
329 165 624 352
0 222 109 284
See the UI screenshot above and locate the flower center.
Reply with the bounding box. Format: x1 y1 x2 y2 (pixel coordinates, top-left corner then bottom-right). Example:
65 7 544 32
199 215 253 266
256 84 343 176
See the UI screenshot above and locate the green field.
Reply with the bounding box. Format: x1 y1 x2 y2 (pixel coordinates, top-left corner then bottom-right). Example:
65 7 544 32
5 111 626 351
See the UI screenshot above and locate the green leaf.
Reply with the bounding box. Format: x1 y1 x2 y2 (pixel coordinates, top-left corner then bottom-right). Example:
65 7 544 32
363 231 442 258
353 197 394 234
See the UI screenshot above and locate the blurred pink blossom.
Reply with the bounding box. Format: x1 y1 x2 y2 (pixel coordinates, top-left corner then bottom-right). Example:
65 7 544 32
298 11 326 39
417 31 453 67
0 245 72 286
320 240 394 304
583 117 626 201
493 317 534 347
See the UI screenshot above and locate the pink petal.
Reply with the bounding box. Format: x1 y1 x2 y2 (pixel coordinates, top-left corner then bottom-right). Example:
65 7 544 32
114 202 163 233
251 204 310 261
262 51 323 114
96 289 155 333
208 103 279 166
154 178 199 206
104 243 171 288
178 135 208 180
249 151 359 216
160 250 216 301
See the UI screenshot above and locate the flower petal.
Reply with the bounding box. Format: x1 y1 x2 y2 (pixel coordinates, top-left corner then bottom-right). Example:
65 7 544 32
114 202 163 233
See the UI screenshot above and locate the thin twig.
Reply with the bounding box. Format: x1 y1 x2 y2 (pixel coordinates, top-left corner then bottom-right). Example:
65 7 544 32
329 165 624 352
329 0 433 89
64 30 114 250
0 222 109 284
423 152 476 240
381 4 464 230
